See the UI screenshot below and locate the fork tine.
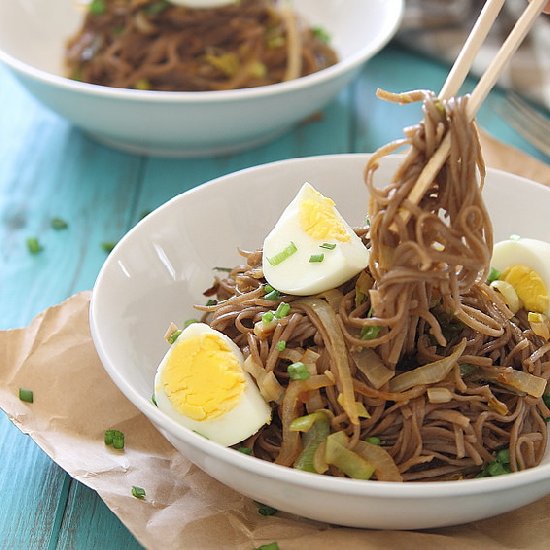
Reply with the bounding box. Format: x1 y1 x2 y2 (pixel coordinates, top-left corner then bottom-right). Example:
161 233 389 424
506 92 550 133
497 97 550 157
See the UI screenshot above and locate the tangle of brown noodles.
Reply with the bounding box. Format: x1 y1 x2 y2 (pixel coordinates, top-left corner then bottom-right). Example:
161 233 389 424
194 91 550 481
66 0 338 91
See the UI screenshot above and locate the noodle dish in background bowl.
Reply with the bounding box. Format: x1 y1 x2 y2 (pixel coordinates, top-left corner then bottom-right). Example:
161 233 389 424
0 0 403 157
90 152 550 530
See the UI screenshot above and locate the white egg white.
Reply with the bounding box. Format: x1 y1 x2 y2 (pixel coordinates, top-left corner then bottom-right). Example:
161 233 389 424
154 323 271 446
491 237 550 316
262 182 370 296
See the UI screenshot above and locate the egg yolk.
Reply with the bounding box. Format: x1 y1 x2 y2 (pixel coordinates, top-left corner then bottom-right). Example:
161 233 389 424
500 265 549 314
299 187 350 242
161 334 245 421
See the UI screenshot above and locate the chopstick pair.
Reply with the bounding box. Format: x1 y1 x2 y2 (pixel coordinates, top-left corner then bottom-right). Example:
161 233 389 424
399 0 547 221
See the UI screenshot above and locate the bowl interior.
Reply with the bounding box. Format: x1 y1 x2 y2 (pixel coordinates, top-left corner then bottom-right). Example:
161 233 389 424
0 0 402 78
91 154 550 472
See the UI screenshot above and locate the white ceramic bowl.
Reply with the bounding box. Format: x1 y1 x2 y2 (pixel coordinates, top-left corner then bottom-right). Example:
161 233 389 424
0 0 403 157
90 155 550 529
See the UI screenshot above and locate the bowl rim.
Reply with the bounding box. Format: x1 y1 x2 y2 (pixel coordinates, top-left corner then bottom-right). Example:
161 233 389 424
0 0 403 103
90 153 550 499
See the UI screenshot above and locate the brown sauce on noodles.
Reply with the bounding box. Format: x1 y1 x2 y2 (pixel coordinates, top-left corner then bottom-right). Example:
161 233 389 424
66 0 338 91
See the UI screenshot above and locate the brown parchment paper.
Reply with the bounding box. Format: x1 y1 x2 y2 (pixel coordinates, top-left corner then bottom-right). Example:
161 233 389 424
0 136 549 550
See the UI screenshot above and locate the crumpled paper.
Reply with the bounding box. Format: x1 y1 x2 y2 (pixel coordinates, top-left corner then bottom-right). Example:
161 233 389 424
0 136 549 550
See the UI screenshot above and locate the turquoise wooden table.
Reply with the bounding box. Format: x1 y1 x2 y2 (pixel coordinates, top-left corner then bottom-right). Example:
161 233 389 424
0 43 548 549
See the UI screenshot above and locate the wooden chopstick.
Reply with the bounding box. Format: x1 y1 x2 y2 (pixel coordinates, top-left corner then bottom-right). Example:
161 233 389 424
396 0 547 225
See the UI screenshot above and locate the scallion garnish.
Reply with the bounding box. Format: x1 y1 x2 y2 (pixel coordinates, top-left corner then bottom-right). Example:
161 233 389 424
267 242 297 266
183 319 199 329
257 503 278 516
167 329 182 344
460 363 477 377
256 544 279 550
89 0 105 15
319 243 336 250
542 394 550 408
238 446 253 455
312 26 331 43
51 217 68 230
151 394 157 406
101 241 117 253
309 253 324 263
104 429 125 449
287 362 310 381
274 302 290 319
360 325 381 340
213 266 232 272
26 237 43 255
486 267 501 284
262 311 275 324
276 340 286 352
205 299 217 306
19 388 34 403
264 289 280 301
264 284 275 294
366 436 381 445
496 448 510 465
131 486 146 499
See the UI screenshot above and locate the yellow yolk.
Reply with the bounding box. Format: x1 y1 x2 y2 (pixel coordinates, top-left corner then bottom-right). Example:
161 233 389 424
161 333 245 421
500 265 549 314
299 187 351 242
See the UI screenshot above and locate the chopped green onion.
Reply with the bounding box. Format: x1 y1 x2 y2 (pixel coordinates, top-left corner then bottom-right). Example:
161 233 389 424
183 319 199 329
19 388 34 403
151 394 157 407
276 340 286 352
238 446 253 455
131 486 146 499
101 241 117 253
364 215 371 228
309 253 325 263
51 217 68 230
290 411 329 432
267 242 297 266
545 417 550 423
262 311 275 324
257 503 277 516
248 61 267 79
496 448 510 465
287 362 310 381
543 394 550 408
509 234 521 241
104 429 125 449
213 266 232 272
134 79 151 91
26 237 43 255
264 289 280 301
264 284 275 294
459 363 477 377
205 299 217 306
486 461 510 477
312 26 331 43
167 329 182 344
319 243 336 250
486 267 501 284
274 302 290 319
256 543 279 550
366 436 381 445
144 0 170 15
360 325 381 340
89 0 105 15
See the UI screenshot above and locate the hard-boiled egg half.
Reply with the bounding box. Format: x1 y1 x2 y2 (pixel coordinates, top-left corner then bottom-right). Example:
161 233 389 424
262 183 370 296
490 237 550 316
154 323 271 446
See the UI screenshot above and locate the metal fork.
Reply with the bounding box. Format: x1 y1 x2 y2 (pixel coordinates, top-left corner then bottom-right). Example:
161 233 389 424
497 91 550 158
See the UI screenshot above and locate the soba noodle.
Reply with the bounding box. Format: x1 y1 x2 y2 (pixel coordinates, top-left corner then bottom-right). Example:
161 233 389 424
196 91 550 481
66 0 338 91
